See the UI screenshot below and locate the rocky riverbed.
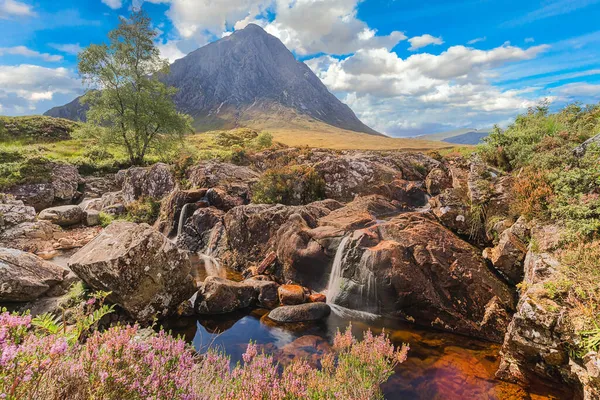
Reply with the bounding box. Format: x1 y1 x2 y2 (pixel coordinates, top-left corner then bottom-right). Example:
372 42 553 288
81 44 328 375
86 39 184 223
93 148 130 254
1 147 598 398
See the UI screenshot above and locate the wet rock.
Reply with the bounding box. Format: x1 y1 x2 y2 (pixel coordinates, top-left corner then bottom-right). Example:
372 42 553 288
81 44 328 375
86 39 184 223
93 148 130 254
177 207 226 253
0 247 68 302
275 335 331 367
38 205 84 227
195 276 279 314
425 168 452 196
154 189 207 237
69 221 196 321
308 293 326 303
120 163 175 204
328 212 515 342
278 284 306 305
268 302 331 323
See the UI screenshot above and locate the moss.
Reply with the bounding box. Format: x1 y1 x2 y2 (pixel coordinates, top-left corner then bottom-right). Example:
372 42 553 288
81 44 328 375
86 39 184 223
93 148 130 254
252 165 326 205
0 115 79 142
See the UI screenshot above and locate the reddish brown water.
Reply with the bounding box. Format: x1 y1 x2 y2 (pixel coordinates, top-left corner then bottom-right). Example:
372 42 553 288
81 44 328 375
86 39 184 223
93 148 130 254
165 308 572 400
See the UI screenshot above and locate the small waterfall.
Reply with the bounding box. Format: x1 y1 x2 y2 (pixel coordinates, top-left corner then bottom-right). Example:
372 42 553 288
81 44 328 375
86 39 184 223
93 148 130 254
177 203 194 238
326 235 380 316
326 236 351 305
200 254 226 278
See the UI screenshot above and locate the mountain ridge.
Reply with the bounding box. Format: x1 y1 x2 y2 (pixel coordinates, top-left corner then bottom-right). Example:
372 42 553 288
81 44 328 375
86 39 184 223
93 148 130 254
45 24 381 136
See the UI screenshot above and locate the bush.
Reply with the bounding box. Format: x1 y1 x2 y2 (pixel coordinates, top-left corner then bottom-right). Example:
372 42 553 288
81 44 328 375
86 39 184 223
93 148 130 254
252 165 326 205
0 311 409 399
125 197 162 224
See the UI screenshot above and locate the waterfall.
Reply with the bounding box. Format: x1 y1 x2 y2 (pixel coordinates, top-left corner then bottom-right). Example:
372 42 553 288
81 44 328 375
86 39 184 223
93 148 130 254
200 254 226 278
177 203 194 238
326 236 351 305
326 235 380 317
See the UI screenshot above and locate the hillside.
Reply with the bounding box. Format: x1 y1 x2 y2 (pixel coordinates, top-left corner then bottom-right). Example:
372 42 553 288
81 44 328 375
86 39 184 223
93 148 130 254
45 24 379 136
417 128 491 144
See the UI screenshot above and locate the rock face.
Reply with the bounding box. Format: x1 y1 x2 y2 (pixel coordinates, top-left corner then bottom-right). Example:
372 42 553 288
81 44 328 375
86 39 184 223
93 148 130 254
7 162 83 211
0 248 68 302
154 189 207 237
425 168 452 196
195 276 279 314
38 205 84 227
268 303 331 323
327 212 515 342
69 221 196 321
119 163 175 204
46 24 379 135
187 161 260 191
483 218 530 284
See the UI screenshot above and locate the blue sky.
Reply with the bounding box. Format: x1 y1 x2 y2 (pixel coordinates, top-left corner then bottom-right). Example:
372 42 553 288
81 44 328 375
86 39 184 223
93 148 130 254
1 0 599 136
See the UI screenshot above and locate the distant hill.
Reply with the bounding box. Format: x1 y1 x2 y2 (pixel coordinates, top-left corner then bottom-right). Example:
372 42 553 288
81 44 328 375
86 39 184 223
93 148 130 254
45 24 380 136
417 128 491 145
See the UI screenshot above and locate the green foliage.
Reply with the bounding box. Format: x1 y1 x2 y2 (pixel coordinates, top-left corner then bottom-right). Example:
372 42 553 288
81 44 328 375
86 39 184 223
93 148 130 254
78 10 192 165
581 322 600 353
0 115 79 142
252 165 326 205
478 102 600 238
125 197 161 224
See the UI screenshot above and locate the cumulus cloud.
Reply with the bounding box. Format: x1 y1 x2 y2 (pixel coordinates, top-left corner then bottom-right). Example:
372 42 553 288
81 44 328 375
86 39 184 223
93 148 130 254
0 64 82 114
157 40 186 63
101 0 122 10
0 46 63 62
0 0 35 18
307 43 551 135
408 34 444 51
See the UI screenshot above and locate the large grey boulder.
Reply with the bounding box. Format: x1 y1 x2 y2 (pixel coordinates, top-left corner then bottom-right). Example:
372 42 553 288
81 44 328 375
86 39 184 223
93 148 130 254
38 205 84 226
69 221 196 321
0 194 36 231
119 163 175 204
0 248 68 302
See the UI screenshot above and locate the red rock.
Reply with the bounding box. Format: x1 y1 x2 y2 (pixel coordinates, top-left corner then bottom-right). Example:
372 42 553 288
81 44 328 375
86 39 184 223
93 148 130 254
278 284 306 305
309 293 326 303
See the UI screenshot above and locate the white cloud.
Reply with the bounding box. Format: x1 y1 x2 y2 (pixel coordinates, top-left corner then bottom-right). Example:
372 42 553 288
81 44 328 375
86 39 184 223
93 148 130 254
0 64 82 114
157 40 186 63
504 0 600 26
0 0 35 18
552 82 600 97
101 0 122 10
49 43 83 55
468 37 486 45
408 34 444 51
0 46 63 62
307 43 551 135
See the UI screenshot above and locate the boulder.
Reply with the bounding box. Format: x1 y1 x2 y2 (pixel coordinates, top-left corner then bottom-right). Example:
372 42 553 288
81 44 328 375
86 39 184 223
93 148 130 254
194 276 279 314
268 302 331 323
154 189 207 237
0 220 56 254
187 161 260 190
308 293 326 303
120 163 175 204
206 187 245 211
326 212 515 342
38 205 84 226
0 248 68 302
221 200 342 270
278 284 306 305
425 168 452 196
319 195 399 230
429 188 471 236
81 175 119 198
0 194 36 230
68 221 196 321
84 210 100 227
177 207 226 253
7 162 83 211
483 218 530 284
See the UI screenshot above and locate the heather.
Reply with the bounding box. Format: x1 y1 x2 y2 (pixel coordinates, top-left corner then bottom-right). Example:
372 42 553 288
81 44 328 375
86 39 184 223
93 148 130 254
0 308 408 400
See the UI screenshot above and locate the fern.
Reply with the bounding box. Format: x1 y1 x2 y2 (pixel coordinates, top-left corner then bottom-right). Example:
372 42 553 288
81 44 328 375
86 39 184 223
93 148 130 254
31 312 64 335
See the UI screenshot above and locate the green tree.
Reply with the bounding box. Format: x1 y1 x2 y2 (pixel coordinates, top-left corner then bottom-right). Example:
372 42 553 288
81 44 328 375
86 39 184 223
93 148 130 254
78 10 191 165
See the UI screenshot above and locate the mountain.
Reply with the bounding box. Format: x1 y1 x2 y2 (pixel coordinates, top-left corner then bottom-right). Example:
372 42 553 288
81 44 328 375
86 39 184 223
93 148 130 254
45 24 380 136
417 128 491 145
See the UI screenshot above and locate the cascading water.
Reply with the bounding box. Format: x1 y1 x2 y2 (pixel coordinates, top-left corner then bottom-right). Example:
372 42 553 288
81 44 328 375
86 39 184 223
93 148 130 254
200 254 226 278
177 203 194 238
326 235 380 320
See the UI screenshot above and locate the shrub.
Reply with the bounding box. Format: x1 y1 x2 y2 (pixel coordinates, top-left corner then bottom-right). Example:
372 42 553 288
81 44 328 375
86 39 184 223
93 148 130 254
252 165 326 205
0 311 409 400
125 197 162 225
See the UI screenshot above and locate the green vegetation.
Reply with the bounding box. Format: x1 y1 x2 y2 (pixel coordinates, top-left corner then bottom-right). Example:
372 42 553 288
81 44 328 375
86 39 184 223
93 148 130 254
78 10 192 165
124 197 161 224
0 115 79 142
252 165 326 205
479 102 600 355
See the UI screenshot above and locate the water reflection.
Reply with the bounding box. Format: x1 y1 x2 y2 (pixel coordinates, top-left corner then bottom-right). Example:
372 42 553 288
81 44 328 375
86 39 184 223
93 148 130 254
164 309 571 400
